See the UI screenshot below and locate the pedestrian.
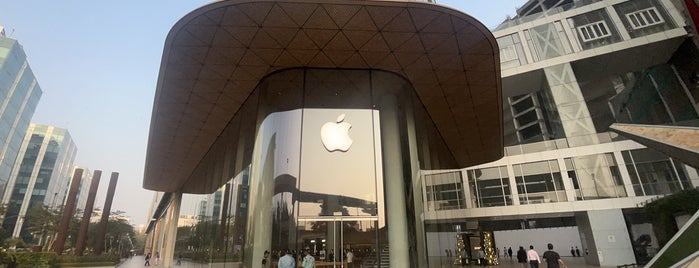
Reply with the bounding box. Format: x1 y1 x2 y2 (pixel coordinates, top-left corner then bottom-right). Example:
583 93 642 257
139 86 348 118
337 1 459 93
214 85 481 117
346 249 354 268
155 251 161 266
508 247 513 259
504 247 508 258
527 245 541 268
461 247 468 266
303 250 315 268
144 252 151 266
176 253 182 265
328 249 335 263
477 248 486 266
542 243 567 268
517 246 527 267
570 247 575 257
262 250 270 267
278 249 296 268
575 247 581 257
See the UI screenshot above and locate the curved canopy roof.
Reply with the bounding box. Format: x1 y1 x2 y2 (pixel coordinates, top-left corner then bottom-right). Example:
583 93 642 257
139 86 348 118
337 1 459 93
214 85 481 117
144 0 503 193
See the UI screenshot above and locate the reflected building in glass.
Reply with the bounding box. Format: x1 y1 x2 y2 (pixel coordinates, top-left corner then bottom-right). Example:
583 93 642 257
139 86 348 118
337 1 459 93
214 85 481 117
143 1 502 268
0 27 43 203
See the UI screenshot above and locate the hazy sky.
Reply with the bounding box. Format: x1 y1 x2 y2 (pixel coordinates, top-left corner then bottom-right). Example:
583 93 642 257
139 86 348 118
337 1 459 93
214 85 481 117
0 0 526 226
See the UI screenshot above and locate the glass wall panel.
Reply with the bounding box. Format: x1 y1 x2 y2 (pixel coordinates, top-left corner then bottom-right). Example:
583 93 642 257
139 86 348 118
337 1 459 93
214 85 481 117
524 21 573 61
621 149 688 196
425 171 465 210
467 167 512 207
497 33 528 70
565 153 627 200
514 160 566 204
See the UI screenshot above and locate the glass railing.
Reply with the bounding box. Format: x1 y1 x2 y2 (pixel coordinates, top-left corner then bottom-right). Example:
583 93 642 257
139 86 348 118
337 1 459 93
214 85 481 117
505 132 619 156
493 0 602 31
574 185 627 200
632 182 684 196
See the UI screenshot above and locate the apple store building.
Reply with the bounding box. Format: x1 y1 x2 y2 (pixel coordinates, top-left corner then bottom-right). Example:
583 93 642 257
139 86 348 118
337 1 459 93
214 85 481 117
143 1 502 267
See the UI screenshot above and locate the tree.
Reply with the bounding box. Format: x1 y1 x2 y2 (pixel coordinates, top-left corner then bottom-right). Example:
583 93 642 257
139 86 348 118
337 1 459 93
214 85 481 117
23 205 60 247
87 219 135 256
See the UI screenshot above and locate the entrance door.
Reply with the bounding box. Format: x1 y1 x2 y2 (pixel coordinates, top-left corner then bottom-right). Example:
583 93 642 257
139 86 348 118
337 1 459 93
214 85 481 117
298 214 379 268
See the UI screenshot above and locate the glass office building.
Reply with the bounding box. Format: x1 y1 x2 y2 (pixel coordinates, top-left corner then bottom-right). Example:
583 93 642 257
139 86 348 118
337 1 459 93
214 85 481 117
1 124 77 242
0 27 43 203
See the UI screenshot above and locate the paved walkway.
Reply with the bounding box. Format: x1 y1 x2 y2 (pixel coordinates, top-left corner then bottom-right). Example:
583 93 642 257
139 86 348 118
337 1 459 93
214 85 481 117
110 255 610 268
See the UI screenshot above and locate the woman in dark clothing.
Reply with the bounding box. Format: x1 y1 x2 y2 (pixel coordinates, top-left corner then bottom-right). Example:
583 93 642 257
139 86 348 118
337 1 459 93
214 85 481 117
517 246 528 267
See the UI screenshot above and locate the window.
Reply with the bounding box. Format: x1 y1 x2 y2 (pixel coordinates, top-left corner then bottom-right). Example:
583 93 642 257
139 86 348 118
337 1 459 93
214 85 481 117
626 7 664 29
500 45 519 63
577 21 611 42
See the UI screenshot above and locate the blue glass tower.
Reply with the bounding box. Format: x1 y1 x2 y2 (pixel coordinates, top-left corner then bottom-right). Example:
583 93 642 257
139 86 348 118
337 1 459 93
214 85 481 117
0 27 43 204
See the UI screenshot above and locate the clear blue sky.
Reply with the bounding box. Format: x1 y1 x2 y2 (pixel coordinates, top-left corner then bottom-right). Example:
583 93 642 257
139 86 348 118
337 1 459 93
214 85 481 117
0 0 526 226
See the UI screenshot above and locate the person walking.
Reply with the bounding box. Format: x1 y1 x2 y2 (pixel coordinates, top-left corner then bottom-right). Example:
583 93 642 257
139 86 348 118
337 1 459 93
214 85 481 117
144 252 152 266
302 250 315 268
278 250 295 268
542 243 567 268
517 246 527 267
527 245 541 268
155 252 161 266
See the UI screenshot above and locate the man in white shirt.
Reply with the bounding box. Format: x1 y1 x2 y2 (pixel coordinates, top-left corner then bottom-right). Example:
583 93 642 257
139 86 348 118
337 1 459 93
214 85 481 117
346 250 354 268
527 245 541 268
278 250 295 268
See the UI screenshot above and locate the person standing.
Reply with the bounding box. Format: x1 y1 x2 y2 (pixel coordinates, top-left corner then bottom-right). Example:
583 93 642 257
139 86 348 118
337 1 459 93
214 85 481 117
155 252 161 266
575 247 581 257
542 243 567 268
527 246 541 268
570 247 575 257
346 249 354 268
303 250 315 268
517 246 527 267
262 250 270 268
278 250 296 268
508 247 513 259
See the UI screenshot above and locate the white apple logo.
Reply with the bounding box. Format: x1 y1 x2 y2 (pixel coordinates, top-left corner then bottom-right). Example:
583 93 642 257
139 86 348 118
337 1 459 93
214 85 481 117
321 114 353 152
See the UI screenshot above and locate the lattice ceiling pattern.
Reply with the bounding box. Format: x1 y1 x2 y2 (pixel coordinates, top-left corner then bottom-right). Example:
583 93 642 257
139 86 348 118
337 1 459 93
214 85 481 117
145 0 503 192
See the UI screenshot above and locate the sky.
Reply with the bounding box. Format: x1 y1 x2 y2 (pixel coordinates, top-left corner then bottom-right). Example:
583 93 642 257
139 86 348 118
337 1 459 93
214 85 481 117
0 0 526 226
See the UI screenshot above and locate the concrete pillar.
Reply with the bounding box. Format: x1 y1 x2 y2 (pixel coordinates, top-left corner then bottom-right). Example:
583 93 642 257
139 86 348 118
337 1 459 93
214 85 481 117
54 168 83 254
379 94 410 266
162 193 182 268
75 170 102 255
95 172 119 254
575 209 635 266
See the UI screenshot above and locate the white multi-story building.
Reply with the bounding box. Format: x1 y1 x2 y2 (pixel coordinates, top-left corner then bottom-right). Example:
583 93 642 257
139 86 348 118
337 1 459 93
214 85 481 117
424 0 699 266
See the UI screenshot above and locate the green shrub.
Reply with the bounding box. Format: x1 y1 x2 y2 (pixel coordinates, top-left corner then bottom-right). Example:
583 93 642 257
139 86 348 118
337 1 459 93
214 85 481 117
645 189 699 247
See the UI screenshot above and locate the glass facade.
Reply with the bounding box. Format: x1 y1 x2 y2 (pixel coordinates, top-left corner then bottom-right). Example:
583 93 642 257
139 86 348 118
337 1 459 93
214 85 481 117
622 148 690 196
170 68 460 268
0 36 42 203
1 124 77 242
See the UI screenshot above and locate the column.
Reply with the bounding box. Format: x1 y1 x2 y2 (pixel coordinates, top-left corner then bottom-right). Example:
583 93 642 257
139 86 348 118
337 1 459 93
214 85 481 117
575 209 635 266
379 94 410 266
162 193 182 268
